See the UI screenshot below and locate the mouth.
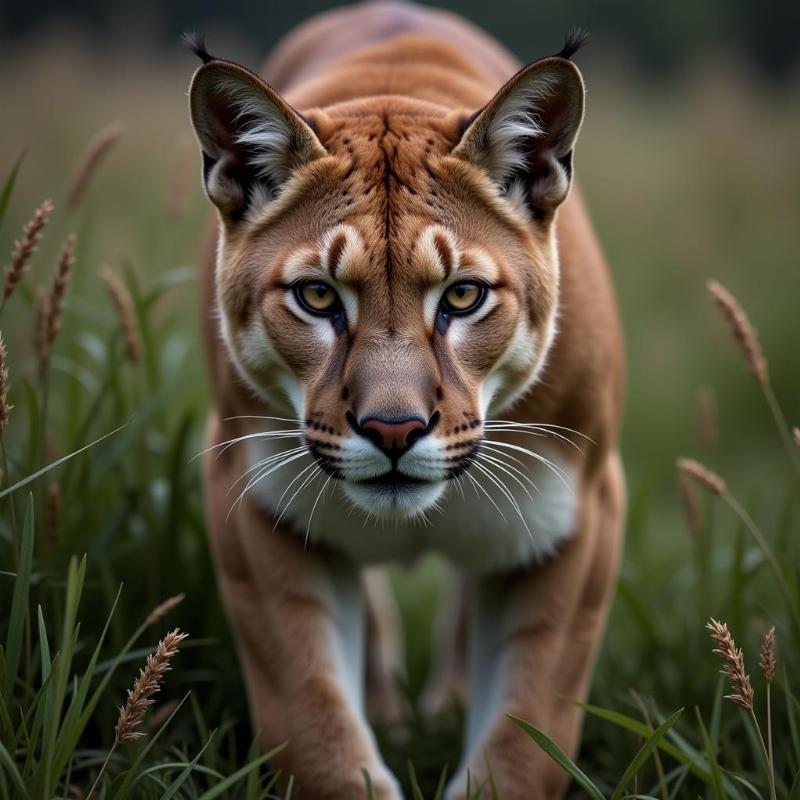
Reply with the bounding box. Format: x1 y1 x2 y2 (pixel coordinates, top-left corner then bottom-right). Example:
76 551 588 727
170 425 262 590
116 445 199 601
341 470 448 518
360 470 432 488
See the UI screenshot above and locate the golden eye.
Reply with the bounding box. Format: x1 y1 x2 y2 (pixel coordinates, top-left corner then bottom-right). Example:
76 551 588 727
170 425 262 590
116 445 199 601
443 282 484 313
297 281 339 313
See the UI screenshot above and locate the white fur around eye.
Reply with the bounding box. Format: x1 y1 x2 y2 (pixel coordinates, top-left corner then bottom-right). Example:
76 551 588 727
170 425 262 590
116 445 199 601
447 291 498 345
424 283 497 333
285 292 335 345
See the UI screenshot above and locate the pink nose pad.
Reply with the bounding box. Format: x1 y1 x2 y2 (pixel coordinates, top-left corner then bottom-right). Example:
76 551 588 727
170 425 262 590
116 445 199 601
361 417 426 451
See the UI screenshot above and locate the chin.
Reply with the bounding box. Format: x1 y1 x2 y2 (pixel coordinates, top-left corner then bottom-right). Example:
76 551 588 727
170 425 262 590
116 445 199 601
342 478 447 519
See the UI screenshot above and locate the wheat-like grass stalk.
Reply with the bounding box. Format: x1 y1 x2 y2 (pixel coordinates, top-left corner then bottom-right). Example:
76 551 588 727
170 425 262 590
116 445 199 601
66 122 125 208
759 626 776 795
707 618 753 710
707 278 800 485
677 458 726 495
759 627 776 683
100 269 142 362
707 619 776 800
793 427 800 447
115 628 188 743
87 628 188 799
0 331 11 435
145 593 186 626
707 279 767 386
2 199 54 304
46 233 76 348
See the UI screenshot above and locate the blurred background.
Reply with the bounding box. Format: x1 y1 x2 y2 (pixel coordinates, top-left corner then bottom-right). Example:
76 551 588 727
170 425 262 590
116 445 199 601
1 0 799 794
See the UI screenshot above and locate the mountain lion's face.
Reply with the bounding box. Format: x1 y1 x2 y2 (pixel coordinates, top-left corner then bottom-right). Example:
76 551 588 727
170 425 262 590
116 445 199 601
190 55 583 517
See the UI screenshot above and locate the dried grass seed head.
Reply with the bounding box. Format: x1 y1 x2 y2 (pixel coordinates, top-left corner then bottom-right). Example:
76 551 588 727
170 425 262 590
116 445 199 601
114 628 188 744
677 458 727 495
707 618 754 710
3 199 54 301
67 122 125 208
707 279 768 386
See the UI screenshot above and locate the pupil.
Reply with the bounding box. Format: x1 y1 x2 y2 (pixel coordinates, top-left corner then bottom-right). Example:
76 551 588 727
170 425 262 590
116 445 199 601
455 287 466 298
315 286 326 298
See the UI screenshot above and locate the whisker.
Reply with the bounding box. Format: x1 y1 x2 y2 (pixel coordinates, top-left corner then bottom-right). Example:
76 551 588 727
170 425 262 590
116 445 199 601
224 414 304 425
273 460 323 530
464 469 506 523
471 460 533 542
483 424 583 453
227 449 310 521
226 446 308 494
192 429 303 462
481 439 572 490
475 451 539 503
305 473 334 548
479 442 543 495
485 419 595 444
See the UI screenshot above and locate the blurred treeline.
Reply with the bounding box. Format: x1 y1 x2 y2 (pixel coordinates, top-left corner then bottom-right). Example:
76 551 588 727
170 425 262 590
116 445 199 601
2 0 799 79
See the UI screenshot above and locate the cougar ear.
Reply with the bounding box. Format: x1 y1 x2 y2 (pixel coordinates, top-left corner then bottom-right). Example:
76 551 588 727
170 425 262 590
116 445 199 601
453 57 585 218
188 60 326 221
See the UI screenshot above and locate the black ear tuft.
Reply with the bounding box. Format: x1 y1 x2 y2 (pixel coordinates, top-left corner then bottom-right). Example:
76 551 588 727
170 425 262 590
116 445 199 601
181 31 216 64
555 28 589 60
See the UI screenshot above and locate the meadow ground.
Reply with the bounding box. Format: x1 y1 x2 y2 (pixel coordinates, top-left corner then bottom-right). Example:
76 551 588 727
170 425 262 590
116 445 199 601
1 39 799 798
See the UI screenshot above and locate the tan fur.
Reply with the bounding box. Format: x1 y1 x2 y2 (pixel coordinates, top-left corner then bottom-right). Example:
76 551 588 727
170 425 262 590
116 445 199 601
191 2 624 798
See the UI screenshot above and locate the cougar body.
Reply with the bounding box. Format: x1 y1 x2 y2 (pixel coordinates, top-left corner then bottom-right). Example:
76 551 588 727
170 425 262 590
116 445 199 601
191 2 625 797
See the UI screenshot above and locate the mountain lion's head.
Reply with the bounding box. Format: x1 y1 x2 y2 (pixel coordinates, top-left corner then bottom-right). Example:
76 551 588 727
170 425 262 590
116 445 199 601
188 42 584 518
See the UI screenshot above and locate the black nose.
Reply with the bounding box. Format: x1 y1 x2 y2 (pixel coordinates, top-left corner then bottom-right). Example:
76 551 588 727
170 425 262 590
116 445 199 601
347 412 438 459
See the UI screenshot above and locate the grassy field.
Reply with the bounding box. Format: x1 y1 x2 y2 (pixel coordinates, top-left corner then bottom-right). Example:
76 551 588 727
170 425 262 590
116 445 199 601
1 40 799 798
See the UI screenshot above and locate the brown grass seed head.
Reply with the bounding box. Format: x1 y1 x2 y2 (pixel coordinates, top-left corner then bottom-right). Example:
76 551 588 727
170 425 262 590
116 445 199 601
677 458 727 495
707 618 754 710
100 269 142 362
145 593 186 626
114 628 188 744
67 121 125 208
47 234 76 347
3 199 54 301
0 331 11 434
707 279 768 386
759 626 776 683
793 427 800 448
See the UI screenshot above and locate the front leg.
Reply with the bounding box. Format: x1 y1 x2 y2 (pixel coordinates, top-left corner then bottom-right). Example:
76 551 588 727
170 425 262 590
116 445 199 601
203 419 402 799
447 452 624 800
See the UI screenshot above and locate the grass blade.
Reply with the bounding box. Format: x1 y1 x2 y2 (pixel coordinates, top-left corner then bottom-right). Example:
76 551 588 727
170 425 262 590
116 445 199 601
508 714 605 800
0 423 125 500
0 740 28 800
694 706 727 800
194 749 281 800
3 495 34 697
154 731 216 800
611 708 683 800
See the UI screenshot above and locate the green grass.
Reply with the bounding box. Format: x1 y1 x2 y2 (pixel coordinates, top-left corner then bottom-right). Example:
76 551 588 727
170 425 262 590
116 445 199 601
1 45 799 799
